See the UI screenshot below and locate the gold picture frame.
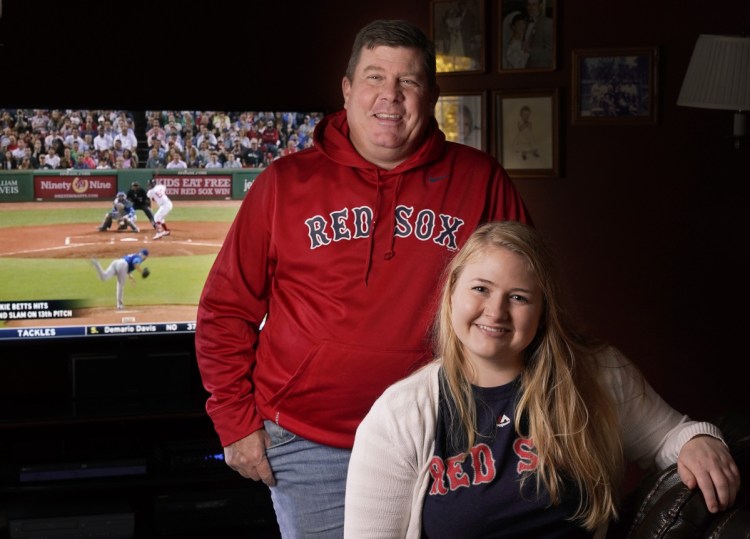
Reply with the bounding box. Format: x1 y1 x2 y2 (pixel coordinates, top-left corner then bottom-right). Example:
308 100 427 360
431 0 485 74
435 92 486 150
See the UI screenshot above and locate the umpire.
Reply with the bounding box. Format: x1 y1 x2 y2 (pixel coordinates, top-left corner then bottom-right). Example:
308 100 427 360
127 181 156 228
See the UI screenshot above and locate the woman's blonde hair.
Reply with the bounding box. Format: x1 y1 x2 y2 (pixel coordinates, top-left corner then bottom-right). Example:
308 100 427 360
433 220 624 530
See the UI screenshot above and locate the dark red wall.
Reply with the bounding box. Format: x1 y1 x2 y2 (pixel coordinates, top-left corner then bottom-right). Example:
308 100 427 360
1 0 747 420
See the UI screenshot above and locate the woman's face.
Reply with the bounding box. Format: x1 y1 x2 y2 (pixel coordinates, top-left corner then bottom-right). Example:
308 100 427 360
450 245 543 385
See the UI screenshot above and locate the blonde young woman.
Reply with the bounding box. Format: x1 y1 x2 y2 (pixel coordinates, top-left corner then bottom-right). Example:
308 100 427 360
344 221 739 538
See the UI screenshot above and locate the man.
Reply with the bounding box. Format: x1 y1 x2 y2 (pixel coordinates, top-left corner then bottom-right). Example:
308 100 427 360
45 146 60 169
195 19 531 537
146 118 166 146
260 119 280 158
64 126 86 150
243 137 264 167
90 249 149 310
93 124 113 154
524 0 554 69
147 178 173 240
97 192 139 233
38 153 53 169
114 123 138 152
165 150 187 169
145 146 166 169
127 181 156 228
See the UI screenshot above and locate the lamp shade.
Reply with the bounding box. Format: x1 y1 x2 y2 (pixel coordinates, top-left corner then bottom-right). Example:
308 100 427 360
677 34 750 111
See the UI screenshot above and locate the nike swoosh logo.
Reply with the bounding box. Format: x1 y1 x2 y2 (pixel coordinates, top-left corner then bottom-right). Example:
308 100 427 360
429 175 448 183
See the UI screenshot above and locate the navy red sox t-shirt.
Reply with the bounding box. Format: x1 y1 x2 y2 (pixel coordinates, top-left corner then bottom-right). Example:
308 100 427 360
421 372 592 538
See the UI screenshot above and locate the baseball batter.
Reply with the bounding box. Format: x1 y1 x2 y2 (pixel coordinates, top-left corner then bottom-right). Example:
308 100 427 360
90 248 149 310
147 178 173 240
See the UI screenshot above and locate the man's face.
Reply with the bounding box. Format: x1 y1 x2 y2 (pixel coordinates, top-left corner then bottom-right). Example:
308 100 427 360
342 45 438 168
526 0 541 17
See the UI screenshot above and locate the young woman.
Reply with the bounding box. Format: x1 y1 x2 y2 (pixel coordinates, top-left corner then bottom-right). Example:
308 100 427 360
121 148 138 169
345 221 739 538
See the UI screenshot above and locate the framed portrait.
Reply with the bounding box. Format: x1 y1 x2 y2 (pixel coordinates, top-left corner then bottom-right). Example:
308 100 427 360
435 92 485 151
493 88 559 178
431 0 485 74
498 0 557 72
571 47 659 124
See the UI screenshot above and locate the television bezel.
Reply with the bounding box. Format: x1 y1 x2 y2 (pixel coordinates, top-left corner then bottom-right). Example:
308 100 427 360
0 107 326 350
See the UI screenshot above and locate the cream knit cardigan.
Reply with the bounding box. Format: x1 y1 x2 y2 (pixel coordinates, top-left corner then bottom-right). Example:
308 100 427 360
344 346 725 539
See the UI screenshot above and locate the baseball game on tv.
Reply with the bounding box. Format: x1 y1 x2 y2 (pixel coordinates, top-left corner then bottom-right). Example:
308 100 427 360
0 108 323 343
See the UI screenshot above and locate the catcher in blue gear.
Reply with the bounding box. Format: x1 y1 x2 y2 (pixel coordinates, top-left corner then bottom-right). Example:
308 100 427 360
97 192 139 233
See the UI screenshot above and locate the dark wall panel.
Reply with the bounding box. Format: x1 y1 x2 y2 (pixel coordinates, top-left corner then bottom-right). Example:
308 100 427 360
0 0 746 421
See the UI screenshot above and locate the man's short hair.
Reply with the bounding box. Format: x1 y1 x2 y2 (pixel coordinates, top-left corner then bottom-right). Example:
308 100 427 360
345 19 436 89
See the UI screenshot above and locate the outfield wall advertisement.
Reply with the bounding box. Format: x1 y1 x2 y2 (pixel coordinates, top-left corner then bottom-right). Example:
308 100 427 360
0 174 32 201
0 169 261 203
35 175 118 200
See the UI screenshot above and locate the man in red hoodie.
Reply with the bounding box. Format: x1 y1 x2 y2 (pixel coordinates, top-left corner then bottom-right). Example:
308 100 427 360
195 18 531 537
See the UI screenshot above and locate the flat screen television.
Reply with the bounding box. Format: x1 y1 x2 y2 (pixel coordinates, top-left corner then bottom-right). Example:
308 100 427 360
0 108 324 352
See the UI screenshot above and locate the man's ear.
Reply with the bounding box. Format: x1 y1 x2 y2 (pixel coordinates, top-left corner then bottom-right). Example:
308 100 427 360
342 76 352 110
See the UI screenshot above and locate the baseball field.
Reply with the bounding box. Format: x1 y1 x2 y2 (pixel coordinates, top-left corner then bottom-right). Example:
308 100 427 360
0 200 241 328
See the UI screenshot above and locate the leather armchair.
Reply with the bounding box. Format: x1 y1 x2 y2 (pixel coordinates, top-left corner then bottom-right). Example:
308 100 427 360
607 407 750 538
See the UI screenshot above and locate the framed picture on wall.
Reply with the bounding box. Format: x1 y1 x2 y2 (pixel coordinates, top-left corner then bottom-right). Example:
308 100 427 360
431 0 485 74
493 88 559 178
498 0 557 72
571 47 659 124
435 92 485 150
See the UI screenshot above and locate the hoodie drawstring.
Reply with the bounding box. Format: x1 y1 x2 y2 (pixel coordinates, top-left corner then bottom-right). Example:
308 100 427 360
362 172 382 285
362 171 402 285
383 174 403 261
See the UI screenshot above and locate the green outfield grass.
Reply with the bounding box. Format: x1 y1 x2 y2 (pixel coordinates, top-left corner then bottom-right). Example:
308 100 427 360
0 255 217 308
0 202 237 319
0 204 239 228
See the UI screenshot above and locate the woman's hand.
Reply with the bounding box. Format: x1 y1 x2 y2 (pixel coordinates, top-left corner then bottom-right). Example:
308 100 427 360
677 435 741 513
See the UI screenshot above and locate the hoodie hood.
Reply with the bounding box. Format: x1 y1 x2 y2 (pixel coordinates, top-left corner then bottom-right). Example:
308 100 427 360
313 109 447 173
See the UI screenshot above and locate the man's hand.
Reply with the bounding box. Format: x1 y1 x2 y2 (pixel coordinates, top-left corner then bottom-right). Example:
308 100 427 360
224 429 276 486
677 435 741 513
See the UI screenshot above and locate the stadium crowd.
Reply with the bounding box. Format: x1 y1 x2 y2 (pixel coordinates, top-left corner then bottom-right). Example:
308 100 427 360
0 109 322 171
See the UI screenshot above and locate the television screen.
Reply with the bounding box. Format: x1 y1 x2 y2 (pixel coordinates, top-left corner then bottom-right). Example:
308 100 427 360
0 108 325 344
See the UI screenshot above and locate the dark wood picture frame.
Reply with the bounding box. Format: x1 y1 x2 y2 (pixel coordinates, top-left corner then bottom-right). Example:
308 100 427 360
493 88 559 178
571 47 659 124
431 0 486 74
498 0 557 72
435 92 486 150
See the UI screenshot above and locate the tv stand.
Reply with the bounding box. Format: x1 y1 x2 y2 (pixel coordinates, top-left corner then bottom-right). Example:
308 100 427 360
0 343 281 539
